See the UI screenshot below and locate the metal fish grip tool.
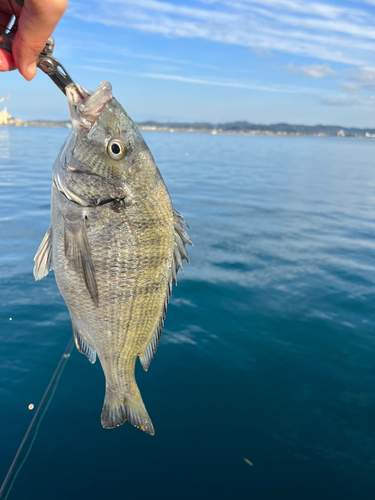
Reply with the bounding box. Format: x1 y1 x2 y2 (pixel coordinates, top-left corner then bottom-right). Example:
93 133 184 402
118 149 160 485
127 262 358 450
37 37 74 94
0 30 74 94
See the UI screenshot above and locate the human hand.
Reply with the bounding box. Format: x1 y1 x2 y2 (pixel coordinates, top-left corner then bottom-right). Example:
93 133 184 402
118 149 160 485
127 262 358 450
0 0 67 80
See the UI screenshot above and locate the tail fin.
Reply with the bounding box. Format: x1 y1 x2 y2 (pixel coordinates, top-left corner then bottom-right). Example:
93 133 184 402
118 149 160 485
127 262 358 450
101 383 155 435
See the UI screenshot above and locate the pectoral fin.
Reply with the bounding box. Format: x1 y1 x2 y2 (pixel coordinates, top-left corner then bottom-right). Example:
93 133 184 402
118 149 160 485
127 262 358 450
64 216 99 307
33 227 53 281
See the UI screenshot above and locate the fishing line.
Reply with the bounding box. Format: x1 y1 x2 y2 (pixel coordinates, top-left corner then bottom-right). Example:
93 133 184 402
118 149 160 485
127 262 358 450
7 0 16 18
6 1 17 33
0 336 74 499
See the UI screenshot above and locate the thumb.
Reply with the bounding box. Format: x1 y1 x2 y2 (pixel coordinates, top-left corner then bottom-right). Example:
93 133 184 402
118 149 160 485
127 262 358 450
12 0 67 81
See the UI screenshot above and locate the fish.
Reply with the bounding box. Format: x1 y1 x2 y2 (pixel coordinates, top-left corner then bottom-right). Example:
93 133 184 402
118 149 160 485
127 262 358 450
33 81 192 435
243 458 253 467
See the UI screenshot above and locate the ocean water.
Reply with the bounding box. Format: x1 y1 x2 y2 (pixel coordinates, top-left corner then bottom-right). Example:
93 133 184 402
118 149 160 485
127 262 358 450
1 127 375 499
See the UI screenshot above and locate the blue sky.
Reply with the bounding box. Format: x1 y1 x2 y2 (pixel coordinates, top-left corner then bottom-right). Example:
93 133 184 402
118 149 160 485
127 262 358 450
3 0 375 126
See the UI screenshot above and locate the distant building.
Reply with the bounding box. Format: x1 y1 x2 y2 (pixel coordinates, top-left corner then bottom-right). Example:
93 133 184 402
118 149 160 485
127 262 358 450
0 106 12 125
337 129 345 137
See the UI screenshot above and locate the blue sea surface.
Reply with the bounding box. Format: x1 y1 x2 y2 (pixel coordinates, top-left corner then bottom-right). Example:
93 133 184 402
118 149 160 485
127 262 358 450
1 128 375 499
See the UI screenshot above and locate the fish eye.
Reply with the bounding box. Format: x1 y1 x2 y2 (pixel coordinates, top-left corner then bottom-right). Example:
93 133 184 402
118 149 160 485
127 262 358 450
107 139 126 160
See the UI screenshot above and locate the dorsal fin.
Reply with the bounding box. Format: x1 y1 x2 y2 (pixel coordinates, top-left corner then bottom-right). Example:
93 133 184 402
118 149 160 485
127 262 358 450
140 209 193 371
171 209 193 284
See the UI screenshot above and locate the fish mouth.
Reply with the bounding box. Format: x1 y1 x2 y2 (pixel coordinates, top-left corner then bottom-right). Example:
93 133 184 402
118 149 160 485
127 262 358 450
66 81 113 131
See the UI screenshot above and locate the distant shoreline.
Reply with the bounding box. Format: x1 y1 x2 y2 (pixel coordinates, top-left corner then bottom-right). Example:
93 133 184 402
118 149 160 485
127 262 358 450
1 121 375 139
138 126 371 138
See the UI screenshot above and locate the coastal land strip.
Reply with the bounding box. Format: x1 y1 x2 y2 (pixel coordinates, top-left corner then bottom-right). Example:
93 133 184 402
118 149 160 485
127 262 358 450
2 119 375 138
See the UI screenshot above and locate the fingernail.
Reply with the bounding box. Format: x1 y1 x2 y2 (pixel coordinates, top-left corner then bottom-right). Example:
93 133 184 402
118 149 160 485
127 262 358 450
25 62 37 80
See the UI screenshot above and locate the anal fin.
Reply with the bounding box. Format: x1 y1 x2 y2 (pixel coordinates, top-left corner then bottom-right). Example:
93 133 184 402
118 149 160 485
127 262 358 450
72 322 96 364
140 314 165 371
33 227 53 281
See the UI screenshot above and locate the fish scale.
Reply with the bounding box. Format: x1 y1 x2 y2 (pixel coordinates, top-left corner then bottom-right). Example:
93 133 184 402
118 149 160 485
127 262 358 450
34 81 192 433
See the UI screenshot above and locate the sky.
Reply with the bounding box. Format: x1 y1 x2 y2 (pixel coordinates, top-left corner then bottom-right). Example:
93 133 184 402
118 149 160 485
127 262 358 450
3 0 375 126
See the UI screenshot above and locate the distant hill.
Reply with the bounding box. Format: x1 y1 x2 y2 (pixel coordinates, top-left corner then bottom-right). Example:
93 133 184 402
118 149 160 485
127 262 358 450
6 119 375 137
137 120 375 137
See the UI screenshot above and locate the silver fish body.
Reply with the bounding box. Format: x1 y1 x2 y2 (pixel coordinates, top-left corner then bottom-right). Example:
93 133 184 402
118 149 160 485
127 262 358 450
34 82 192 434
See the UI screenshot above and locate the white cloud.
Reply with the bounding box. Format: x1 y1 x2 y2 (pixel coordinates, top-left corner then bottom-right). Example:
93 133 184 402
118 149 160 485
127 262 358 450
251 47 274 58
336 66 375 94
321 91 375 107
205 0 363 20
320 95 360 106
81 64 319 93
340 82 361 93
69 0 375 65
86 52 217 70
351 66 375 91
80 65 126 75
286 63 337 78
139 72 316 92
320 65 375 107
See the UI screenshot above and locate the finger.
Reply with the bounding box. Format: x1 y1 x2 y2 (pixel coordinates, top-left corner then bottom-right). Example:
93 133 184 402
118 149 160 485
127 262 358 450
0 13 15 72
12 0 68 81
0 48 16 71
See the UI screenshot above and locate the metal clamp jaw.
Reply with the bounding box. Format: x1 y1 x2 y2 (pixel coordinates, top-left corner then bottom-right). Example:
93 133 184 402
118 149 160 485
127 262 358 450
37 37 74 94
0 31 74 94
